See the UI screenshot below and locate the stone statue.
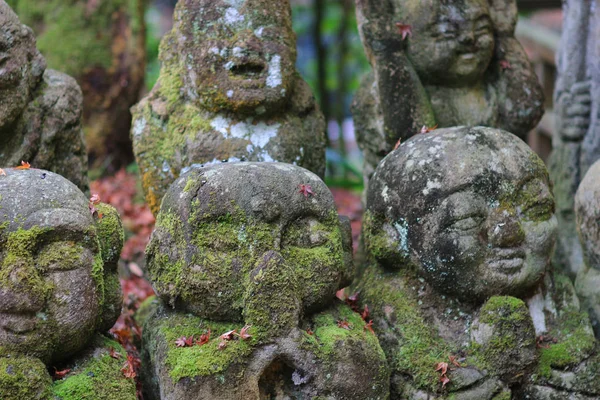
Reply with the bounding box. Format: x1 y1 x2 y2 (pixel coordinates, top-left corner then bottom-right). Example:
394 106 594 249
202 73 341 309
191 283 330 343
352 0 544 189
358 127 598 399
548 0 600 278
0 1 88 193
131 0 326 215
6 0 146 170
575 160 600 337
141 163 389 399
0 169 135 399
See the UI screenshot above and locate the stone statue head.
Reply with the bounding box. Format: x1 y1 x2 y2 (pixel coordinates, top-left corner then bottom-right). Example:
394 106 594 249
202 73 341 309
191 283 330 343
164 0 297 114
575 160 600 269
0 1 45 129
364 127 557 302
0 169 123 364
147 163 352 331
396 0 495 85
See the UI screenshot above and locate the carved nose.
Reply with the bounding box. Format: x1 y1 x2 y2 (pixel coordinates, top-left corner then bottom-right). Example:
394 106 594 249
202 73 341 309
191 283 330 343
0 262 46 313
459 31 475 45
487 211 525 248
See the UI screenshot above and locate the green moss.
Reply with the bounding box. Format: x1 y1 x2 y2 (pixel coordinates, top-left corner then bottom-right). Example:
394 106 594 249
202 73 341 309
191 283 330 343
94 203 124 266
357 265 452 392
183 177 196 193
0 356 52 400
491 390 511 400
52 336 136 400
157 313 255 382
9 0 143 78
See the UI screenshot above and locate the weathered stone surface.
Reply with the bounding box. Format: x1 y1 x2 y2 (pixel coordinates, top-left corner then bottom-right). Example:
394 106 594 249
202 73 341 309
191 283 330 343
352 0 544 189
7 0 146 170
142 162 389 399
0 169 131 399
357 127 599 398
575 160 600 336
549 0 600 278
131 0 326 215
0 1 88 192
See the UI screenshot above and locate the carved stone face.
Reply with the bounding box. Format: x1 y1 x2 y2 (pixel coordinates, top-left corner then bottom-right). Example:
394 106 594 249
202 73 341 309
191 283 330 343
171 0 296 114
0 170 120 363
575 160 600 268
0 2 44 129
365 127 557 302
399 0 495 85
147 163 352 323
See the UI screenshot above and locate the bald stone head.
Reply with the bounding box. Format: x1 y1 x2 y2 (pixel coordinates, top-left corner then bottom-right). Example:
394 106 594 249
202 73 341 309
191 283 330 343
165 0 296 114
576 161 600 269
365 127 557 302
0 1 45 129
0 169 122 363
147 162 353 323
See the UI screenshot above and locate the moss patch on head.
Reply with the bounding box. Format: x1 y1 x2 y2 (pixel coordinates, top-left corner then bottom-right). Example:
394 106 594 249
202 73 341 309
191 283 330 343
153 312 255 382
0 356 52 400
94 203 124 267
52 336 136 400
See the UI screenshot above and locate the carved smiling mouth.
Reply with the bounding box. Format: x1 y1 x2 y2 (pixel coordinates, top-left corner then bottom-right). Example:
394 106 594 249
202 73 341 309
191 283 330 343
229 58 266 79
0 313 37 334
489 249 526 274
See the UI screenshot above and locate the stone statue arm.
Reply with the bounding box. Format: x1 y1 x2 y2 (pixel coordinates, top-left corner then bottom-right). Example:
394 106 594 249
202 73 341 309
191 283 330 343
487 0 544 138
555 80 592 141
355 0 435 152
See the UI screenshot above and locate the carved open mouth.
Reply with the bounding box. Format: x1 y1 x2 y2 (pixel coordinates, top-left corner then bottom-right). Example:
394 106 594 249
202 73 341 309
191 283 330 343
230 60 266 78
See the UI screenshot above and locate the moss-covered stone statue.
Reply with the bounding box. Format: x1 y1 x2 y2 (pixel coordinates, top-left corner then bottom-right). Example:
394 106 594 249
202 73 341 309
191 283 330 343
141 163 389 399
357 127 598 399
0 169 135 399
575 160 600 337
0 1 88 193
352 0 544 188
6 0 146 170
132 0 326 216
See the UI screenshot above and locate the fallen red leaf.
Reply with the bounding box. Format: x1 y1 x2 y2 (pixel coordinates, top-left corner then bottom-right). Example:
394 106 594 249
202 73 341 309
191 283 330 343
196 329 211 346
337 320 351 330
440 374 451 388
361 304 370 321
448 355 461 367
420 124 438 134
236 325 252 341
435 362 448 375
109 347 122 359
335 288 347 301
218 340 228 350
393 139 402 150
220 330 237 341
15 161 30 170
90 194 101 205
175 335 194 348
52 367 70 380
306 328 314 336
395 22 412 40
298 184 315 198
364 320 374 334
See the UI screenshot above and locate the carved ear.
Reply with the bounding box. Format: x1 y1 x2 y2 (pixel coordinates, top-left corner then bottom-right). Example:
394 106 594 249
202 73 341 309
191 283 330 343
94 203 124 332
362 211 411 270
338 215 355 288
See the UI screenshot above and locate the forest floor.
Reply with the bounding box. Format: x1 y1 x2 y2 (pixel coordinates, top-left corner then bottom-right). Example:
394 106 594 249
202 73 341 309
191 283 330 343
90 169 363 398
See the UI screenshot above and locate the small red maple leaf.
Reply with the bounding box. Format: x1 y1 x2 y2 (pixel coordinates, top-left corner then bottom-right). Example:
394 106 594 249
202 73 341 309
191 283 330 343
337 320 351 330
220 330 237 341
52 367 71 380
218 340 228 350
393 138 402 150
420 124 438 134
15 161 31 170
298 184 315 198
345 292 360 311
335 288 347 301
448 355 461 367
121 354 138 379
361 304 370 321
90 194 101 205
109 347 122 359
435 362 448 375
196 329 211 346
306 328 314 336
364 320 375 334
236 325 252 341
500 59 511 71
440 374 451 388
395 22 412 40
175 335 194 347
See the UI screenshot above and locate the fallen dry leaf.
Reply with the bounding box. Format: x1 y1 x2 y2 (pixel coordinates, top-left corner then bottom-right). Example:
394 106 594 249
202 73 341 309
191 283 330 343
196 329 211 346
440 374 451 388
109 347 122 359
420 124 438 134
175 335 194 348
364 320 374 334
237 325 252 341
52 367 70 380
220 330 237 341
337 320 351 330
15 161 30 170
361 304 370 321
435 362 448 375
395 22 412 40
298 184 315 198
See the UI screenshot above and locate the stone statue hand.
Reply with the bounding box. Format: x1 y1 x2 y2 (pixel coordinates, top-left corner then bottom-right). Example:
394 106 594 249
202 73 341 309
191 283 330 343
558 80 592 140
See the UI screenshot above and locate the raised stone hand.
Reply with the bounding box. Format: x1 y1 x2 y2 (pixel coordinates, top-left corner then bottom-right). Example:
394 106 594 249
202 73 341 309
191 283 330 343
557 80 593 141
